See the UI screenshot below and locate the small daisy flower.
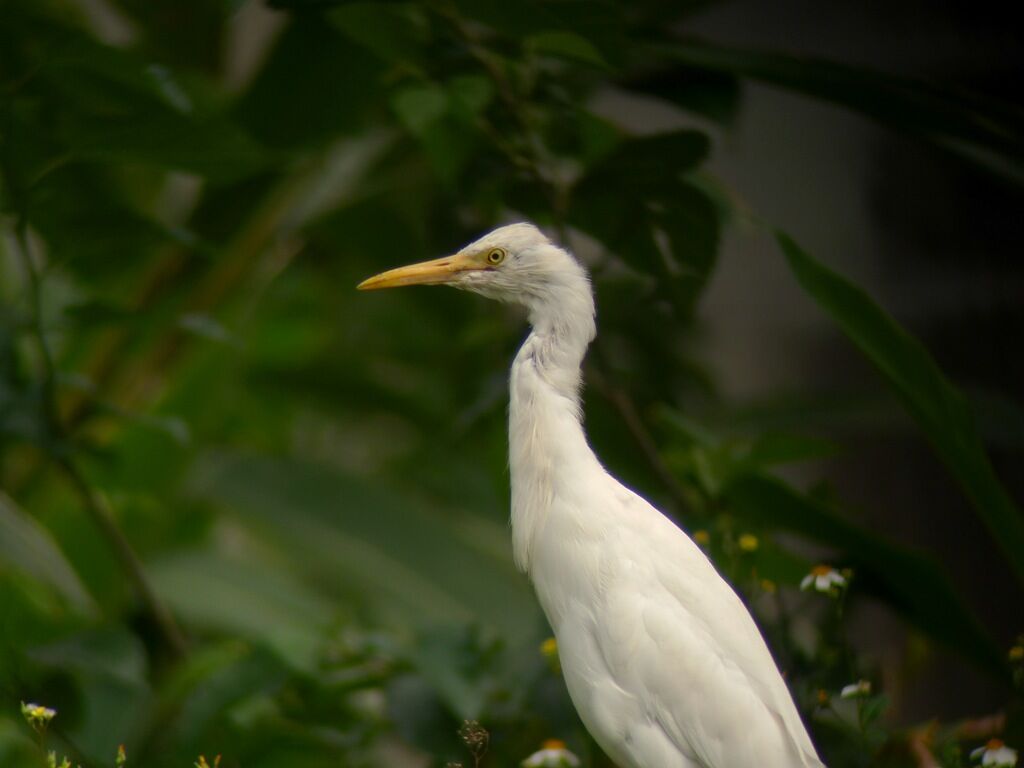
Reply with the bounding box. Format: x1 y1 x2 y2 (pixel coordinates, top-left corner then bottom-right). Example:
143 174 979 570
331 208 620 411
840 680 871 699
21 702 57 731
117 745 127 767
971 739 1018 767
522 739 581 768
693 529 710 546
738 533 759 552
801 565 847 595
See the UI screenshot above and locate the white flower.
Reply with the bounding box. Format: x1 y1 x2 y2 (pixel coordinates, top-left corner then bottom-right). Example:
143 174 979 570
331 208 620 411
839 680 871 699
21 702 57 730
522 740 581 768
800 565 847 594
971 739 1018 767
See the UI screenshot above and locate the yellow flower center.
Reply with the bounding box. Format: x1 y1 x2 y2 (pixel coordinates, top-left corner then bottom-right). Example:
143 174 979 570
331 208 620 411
811 565 833 576
986 738 1004 750
542 739 567 751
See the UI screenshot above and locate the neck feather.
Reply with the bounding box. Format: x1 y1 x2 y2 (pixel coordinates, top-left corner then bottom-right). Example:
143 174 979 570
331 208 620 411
508 279 598 573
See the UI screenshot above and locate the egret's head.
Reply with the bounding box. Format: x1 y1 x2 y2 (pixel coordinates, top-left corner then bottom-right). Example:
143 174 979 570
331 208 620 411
357 223 592 313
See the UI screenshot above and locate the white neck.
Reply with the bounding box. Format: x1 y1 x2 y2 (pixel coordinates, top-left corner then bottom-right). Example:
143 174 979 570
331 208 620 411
508 283 599 573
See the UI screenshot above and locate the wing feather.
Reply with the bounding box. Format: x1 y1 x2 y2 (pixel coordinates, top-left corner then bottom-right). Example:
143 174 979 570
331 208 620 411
592 490 824 768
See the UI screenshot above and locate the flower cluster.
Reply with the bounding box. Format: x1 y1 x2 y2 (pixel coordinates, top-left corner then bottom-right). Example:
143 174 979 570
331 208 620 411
21 702 57 732
458 720 489 762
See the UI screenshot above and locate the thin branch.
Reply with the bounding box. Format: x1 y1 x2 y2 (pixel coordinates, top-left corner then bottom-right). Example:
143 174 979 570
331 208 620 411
58 456 187 658
586 362 691 516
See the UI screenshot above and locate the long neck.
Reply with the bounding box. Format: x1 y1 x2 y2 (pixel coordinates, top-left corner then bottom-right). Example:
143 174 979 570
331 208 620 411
508 289 598 573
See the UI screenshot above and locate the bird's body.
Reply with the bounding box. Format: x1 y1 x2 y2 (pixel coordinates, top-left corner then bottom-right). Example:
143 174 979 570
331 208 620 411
359 223 825 768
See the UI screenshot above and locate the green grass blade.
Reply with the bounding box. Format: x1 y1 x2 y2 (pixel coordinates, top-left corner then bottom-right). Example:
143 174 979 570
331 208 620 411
777 232 1024 587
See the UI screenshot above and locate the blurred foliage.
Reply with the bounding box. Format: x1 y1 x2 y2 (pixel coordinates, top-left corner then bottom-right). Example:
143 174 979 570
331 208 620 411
1 0 1022 766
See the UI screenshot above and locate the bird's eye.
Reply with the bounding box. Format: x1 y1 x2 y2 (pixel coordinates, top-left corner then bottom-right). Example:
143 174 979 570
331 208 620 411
486 248 506 266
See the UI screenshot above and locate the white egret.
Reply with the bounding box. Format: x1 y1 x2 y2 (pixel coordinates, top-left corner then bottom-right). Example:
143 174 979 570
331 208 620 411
358 223 825 768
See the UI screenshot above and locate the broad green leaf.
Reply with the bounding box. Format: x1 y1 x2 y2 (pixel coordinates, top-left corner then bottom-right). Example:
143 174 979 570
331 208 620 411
653 40 1024 185
390 78 491 184
726 473 1006 677
185 451 538 640
778 233 1024 587
0 492 96 615
151 642 290 759
149 550 337 673
0 716 37 767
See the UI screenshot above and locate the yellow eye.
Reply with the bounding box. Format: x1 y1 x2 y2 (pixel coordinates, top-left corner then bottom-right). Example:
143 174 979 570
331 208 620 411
486 248 506 266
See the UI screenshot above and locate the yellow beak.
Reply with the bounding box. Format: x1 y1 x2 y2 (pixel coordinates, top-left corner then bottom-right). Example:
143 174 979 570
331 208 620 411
357 253 477 291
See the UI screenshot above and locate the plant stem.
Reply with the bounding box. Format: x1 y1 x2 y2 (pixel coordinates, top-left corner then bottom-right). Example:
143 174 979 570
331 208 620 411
58 455 188 658
587 363 691 516
13 221 187 660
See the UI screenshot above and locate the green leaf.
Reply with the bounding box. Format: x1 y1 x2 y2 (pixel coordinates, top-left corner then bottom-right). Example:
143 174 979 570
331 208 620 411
778 232 1024 587
234 15 382 148
526 31 610 69
29 628 152 762
185 451 538 640
149 550 336 673
582 130 711 194
407 624 502 719
653 40 1024 185
0 491 96 615
153 642 289 758
60 112 268 181
390 78 491 184
330 3 429 65
726 473 1006 677
740 432 840 469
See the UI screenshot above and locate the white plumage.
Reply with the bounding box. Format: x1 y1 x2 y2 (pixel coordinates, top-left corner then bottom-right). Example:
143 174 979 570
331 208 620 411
359 223 825 768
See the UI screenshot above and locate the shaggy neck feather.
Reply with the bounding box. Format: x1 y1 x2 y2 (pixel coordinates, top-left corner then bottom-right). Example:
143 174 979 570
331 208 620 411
508 271 598 573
